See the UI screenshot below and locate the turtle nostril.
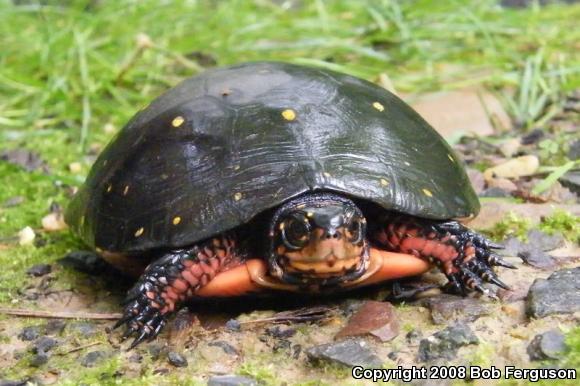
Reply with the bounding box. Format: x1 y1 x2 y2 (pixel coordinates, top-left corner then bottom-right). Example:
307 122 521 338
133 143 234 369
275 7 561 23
323 230 340 239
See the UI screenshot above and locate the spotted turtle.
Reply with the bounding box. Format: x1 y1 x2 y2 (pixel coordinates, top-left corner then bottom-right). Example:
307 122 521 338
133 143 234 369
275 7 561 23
66 61 513 348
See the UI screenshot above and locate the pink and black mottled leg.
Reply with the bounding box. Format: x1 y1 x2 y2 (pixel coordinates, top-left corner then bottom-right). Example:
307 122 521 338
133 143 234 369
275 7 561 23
372 215 515 296
114 235 237 348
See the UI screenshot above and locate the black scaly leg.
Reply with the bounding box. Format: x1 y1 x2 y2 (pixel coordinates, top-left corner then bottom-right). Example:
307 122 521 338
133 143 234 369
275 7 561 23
114 235 236 349
373 215 515 297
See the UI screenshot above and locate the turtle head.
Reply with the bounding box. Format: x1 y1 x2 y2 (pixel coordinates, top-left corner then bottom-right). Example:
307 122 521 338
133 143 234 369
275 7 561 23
268 193 369 286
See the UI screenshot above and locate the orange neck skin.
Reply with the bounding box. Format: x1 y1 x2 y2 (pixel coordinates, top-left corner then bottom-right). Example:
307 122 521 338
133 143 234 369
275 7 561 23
195 248 430 297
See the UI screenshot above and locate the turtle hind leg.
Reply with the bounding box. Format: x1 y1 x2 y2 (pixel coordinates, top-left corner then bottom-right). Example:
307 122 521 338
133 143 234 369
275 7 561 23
114 234 239 349
372 215 514 297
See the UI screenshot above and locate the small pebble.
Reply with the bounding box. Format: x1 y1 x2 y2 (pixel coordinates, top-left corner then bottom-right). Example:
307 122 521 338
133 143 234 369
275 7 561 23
26 264 52 277
265 326 296 339
1 196 24 208
29 352 49 367
44 319 67 335
527 330 567 360
167 351 188 367
32 337 57 354
207 375 258 386
68 321 97 338
18 326 40 342
225 319 241 332
41 212 67 232
18 226 36 246
81 351 107 368
68 162 82 173
208 341 239 355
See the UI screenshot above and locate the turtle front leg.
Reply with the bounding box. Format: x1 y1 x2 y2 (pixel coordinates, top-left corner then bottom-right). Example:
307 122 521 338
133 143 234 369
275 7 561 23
114 234 247 348
372 215 515 296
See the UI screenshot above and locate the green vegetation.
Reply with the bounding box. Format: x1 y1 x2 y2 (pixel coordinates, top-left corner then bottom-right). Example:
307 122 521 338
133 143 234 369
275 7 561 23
0 0 578 384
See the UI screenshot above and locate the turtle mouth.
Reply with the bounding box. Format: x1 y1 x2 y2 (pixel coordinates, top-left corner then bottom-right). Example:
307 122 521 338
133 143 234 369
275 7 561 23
286 255 363 277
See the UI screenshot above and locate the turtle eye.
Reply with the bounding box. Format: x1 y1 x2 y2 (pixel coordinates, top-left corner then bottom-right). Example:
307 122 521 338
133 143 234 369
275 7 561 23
281 215 311 249
345 217 364 244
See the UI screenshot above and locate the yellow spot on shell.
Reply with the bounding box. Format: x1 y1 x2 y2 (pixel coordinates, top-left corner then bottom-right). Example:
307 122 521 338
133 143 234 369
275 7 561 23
448 154 455 162
171 116 185 127
372 102 385 112
281 109 296 121
134 227 144 237
172 216 181 225
234 192 243 201
306 212 314 218
123 185 130 195
422 188 433 197
323 172 331 178
95 247 103 253
380 178 389 186
106 184 112 193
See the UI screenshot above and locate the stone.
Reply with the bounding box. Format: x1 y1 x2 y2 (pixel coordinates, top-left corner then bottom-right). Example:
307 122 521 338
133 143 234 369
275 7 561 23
81 351 107 367
479 187 512 198
486 177 518 192
18 326 40 341
559 171 580 194
335 301 399 342
518 249 556 269
501 230 564 269
568 139 580 160
407 89 510 138
208 341 239 355
167 351 188 367
265 326 296 339
29 352 49 367
527 330 567 360
423 295 490 324
207 375 258 386
32 337 57 354
527 229 565 251
0 380 32 386
306 339 382 367
26 264 52 277
41 212 67 232
1 196 24 208
44 319 66 335
521 128 544 145
417 323 479 362
224 319 241 332
68 322 97 338
526 267 580 318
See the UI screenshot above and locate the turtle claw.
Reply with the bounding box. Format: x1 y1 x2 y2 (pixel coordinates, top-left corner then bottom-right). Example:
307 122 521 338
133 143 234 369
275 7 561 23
432 221 513 297
487 253 517 269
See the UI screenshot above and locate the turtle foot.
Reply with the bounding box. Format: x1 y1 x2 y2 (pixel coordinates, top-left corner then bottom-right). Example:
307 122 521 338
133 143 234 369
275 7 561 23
114 236 236 349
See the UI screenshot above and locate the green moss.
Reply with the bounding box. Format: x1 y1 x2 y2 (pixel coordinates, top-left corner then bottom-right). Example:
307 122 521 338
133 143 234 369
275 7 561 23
539 210 580 242
237 360 278 384
484 212 532 241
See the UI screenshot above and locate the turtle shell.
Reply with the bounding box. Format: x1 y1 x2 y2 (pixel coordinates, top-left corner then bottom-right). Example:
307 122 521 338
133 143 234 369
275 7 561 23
66 61 479 253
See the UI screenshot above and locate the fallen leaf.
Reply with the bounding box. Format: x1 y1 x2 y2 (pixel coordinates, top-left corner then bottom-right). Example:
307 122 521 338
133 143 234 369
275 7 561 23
335 301 399 342
483 155 539 181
